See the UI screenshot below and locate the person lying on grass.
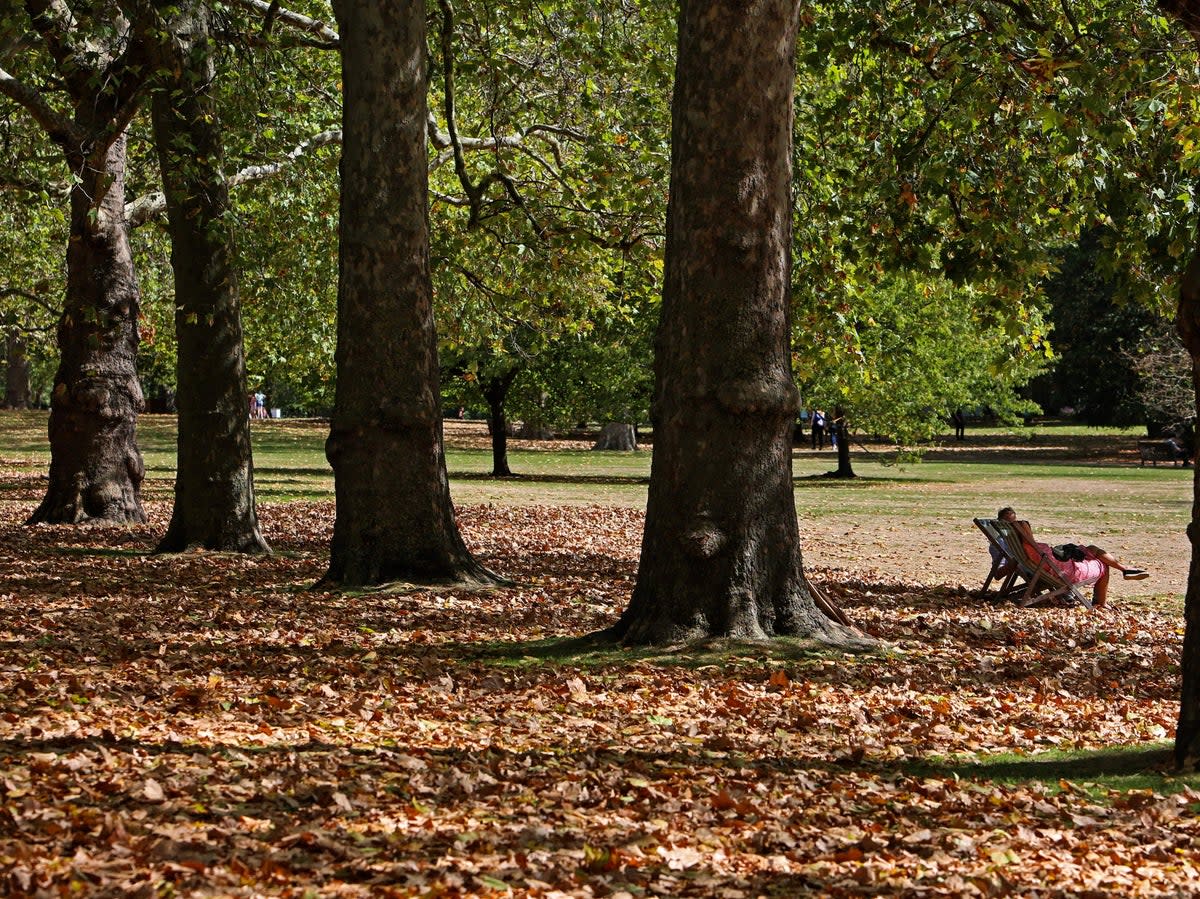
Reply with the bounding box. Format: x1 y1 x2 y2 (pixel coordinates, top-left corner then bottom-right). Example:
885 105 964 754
997 506 1147 608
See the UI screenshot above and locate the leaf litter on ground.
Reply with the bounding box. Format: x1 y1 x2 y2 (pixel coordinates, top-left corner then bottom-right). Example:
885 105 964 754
1 499 1196 897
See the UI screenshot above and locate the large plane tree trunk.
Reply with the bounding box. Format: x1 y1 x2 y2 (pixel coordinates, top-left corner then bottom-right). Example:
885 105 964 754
1157 0 1200 772
1173 239 1200 770
28 134 146 525
324 0 498 587
610 0 861 647
11 9 151 525
143 1 269 554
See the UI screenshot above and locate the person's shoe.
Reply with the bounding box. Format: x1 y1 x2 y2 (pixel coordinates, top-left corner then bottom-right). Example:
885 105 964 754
1123 568 1149 580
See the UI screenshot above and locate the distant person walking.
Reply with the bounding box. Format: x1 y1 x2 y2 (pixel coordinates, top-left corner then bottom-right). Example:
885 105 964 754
810 409 826 450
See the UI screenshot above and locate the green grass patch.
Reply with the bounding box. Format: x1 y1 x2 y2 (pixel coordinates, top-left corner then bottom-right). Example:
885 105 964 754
924 742 1200 799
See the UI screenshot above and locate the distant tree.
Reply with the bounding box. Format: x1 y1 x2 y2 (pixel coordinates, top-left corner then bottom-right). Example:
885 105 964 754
323 0 497 587
1029 237 1160 426
1129 319 1193 435
611 0 859 646
799 274 1049 454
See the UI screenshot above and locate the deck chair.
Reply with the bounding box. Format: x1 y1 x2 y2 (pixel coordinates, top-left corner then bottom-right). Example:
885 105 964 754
973 518 1098 610
973 518 1028 600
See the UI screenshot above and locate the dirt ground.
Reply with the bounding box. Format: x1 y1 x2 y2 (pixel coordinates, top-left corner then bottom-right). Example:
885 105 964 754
444 421 1193 601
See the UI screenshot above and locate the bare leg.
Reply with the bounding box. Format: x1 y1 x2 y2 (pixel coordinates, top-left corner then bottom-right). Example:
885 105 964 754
1086 545 1129 572
1092 567 1110 607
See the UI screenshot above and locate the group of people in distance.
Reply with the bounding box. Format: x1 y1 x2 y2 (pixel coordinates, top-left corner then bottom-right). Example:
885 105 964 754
248 391 268 419
988 506 1147 608
800 408 839 450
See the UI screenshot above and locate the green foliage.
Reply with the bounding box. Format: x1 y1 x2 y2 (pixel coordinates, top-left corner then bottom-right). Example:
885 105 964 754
789 1 1200 446
429 0 670 428
1028 236 1165 426
796 0 1200 297
797 274 1048 444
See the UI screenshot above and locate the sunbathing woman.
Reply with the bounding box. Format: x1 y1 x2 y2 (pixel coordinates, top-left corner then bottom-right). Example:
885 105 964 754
998 507 1147 608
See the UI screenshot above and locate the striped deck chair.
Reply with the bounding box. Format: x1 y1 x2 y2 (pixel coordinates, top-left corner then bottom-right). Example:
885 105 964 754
974 518 1098 610
973 518 1028 600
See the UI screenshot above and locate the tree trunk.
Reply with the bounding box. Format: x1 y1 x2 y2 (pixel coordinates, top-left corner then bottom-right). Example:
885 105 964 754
593 422 638 451
324 0 498 587
1158 0 1200 772
829 406 856 478
1173 242 1200 770
4 327 30 409
481 371 516 477
28 134 146 525
146 2 269 554
610 0 861 647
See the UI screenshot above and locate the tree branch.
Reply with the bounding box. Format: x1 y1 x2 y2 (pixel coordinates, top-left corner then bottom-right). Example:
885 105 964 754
226 128 342 188
126 128 342 227
229 0 340 48
0 65 87 149
0 286 58 316
437 0 487 227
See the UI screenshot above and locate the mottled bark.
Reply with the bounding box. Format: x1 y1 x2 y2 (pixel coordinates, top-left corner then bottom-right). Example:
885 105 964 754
145 2 268 553
1157 0 1200 772
28 133 145 525
324 0 498 587
1174 243 1200 770
611 0 862 647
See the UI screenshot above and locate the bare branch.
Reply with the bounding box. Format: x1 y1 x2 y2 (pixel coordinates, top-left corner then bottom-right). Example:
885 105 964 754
229 0 340 47
0 65 87 148
126 128 342 227
226 128 341 188
0 286 58 315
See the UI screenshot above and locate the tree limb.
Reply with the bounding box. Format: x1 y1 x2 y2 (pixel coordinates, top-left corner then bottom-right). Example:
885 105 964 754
126 127 342 227
437 0 487 227
229 0 340 47
0 65 87 149
0 286 58 316
226 128 342 188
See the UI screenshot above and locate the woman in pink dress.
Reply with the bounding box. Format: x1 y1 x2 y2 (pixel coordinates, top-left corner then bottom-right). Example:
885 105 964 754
999 507 1147 608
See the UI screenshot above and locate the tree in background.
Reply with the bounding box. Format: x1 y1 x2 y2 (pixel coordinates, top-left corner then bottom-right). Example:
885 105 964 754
612 1 859 646
1029 236 1162 426
429 0 668 471
0 205 63 408
323 0 496 588
1130 318 1194 437
799 274 1049 455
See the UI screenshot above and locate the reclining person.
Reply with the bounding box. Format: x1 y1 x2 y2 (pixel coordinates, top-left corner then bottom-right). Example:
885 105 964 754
997 506 1147 608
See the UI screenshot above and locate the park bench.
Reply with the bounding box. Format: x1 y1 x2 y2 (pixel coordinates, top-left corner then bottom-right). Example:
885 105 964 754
1138 439 1188 467
973 518 1096 610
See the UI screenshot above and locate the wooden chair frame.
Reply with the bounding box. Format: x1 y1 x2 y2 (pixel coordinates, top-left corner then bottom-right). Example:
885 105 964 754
973 518 1097 610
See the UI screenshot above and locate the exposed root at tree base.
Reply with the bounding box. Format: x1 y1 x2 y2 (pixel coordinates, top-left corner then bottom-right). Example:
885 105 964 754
312 569 513 593
595 620 881 653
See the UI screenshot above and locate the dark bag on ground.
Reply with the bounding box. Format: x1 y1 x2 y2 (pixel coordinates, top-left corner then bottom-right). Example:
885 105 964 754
1052 543 1087 563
